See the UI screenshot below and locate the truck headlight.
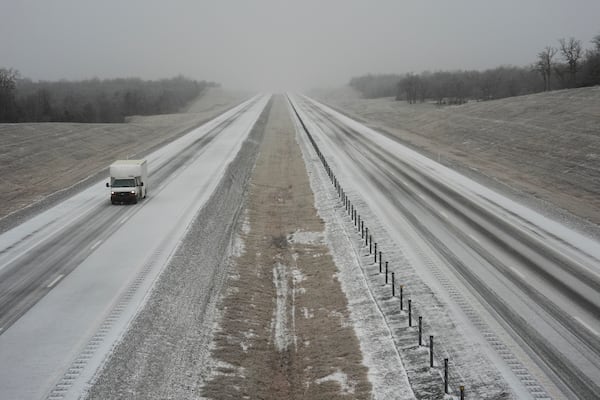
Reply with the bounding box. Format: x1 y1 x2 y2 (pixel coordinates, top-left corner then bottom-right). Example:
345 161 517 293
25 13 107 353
130 190 136 194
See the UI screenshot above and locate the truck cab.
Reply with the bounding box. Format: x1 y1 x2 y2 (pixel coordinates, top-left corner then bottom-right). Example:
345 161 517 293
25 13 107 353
106 160 148 204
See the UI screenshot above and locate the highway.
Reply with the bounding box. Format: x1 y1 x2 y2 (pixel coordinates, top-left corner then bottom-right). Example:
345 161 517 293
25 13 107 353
0 96 261 333
0 95 269 399
289 94 600 400
2 91 598 399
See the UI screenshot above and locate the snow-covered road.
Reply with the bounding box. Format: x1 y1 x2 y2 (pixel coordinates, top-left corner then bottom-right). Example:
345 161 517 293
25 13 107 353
289 94 600 399
0 94 269 400
2 90 598 399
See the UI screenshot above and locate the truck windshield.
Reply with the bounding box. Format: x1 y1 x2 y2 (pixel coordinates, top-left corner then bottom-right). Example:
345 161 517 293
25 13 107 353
112 178 136 187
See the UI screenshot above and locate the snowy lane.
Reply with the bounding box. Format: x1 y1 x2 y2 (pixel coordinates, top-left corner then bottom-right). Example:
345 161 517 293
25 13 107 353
0 95 270 400
290 94 600 399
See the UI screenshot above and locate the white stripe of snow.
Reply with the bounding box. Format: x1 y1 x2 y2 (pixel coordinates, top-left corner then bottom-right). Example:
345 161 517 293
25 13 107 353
469 234 481 244
575 316 599 337
272 262 291 351
510 267 526 281
315 370 355 394
47 274 64 288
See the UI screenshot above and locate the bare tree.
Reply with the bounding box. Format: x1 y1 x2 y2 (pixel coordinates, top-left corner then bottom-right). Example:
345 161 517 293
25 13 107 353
559 37 583 87
480 68 503 99
592 34 600 53
536 46 557 91
581 33 600 86
398 74 423 104
0 68 20 121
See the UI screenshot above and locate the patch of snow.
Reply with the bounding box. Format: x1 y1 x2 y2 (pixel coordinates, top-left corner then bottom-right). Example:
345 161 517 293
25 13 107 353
272 262 291 351
241 331 255 352
292 269 307 295
292 267 305 283
288 229 324 245
241 213 251 235
328 309 350 328
302 307 314 319
315 369 356 395
231 215 250 258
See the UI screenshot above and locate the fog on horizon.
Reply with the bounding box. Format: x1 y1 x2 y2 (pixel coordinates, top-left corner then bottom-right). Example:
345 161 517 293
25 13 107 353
2 0 600 92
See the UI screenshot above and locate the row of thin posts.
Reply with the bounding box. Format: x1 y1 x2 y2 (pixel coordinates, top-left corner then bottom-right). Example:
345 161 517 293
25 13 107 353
287 96 465 399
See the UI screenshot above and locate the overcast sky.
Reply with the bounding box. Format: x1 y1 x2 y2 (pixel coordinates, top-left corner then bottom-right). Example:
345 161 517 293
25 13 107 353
2 0 600 91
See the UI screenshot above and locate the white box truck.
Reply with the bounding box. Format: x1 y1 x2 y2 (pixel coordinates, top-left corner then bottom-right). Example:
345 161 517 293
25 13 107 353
106 159 148 204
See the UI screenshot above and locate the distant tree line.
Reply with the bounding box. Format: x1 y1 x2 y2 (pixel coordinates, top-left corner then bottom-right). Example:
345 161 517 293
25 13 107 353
348 74 401 99
0 72 219 123
349 34 600 104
